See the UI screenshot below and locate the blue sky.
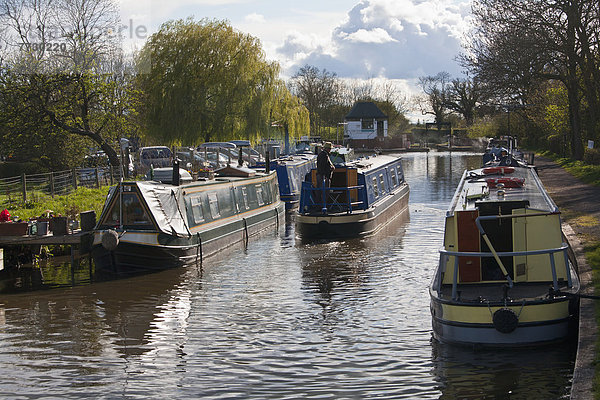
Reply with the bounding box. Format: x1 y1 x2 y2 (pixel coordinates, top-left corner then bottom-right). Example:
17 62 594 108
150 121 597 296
119 0 472 111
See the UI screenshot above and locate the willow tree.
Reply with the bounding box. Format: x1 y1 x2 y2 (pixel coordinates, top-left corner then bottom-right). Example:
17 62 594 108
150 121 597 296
138 18 304 144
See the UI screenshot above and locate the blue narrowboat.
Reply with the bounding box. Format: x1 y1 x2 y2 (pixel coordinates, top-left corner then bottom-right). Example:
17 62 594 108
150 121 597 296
270 154 317 210
296 154 409 239
91 165 283 277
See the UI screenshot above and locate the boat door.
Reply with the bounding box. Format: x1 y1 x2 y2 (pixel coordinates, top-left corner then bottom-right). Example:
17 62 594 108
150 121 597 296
477 200 529 281
456 210 481 282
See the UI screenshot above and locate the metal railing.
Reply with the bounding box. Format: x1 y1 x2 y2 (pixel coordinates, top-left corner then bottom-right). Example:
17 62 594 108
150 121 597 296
299 181 367 214
0 167 122 208
435 244 572 301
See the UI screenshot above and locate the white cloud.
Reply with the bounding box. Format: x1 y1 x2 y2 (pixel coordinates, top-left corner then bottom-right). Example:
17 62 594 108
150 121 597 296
279 0 471 80
341 27 397 44
244 13 266 24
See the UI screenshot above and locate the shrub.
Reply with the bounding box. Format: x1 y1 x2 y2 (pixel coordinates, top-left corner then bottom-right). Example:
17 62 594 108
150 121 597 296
584 147 600 165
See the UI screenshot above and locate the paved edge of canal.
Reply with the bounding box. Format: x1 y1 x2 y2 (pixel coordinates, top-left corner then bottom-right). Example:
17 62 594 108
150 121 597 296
535 156 597 400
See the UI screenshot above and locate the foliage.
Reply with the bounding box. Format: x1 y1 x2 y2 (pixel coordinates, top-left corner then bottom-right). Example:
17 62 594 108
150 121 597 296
464 0 600 160
289 65 340 136
467 117 499 138
138 18 305 145
0 0 141 168
5 185 110 221
584 148 600 166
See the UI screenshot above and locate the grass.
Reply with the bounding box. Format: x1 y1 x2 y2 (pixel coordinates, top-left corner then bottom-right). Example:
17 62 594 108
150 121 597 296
539 151 600 186
3 186 111 222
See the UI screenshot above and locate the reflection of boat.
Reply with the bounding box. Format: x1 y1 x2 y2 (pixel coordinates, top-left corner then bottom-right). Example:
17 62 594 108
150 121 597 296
430 339 575 398
91 166 283 277
429 164 579 346
296 154 409 239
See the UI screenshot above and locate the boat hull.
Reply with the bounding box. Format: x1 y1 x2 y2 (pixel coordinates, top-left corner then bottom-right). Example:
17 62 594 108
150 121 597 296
92 202 284 278
297 184 409 239
430 293 577 347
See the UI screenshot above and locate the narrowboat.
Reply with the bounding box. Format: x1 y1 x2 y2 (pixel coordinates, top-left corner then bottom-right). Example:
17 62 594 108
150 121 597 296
483 136 530 167
268 154 317 210
296 154 409 239
429 164 579 346
91 165 283 277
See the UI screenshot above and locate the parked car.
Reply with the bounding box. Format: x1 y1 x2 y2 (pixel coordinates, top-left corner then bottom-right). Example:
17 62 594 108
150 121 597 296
139 146 173 172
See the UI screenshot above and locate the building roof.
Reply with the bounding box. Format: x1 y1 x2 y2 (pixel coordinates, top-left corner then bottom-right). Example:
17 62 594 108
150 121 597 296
345 101 387 119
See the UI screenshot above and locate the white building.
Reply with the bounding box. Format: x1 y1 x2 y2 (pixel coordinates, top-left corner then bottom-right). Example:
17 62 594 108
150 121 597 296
344 102 388 142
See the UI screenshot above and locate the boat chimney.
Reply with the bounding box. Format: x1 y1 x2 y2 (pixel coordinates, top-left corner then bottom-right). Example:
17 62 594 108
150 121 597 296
172 158 180 186
238 148 243 167
265 149 270 173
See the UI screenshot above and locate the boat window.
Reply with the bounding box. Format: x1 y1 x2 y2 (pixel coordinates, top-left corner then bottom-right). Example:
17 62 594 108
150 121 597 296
288 169 297 191
262 182 272 204
256 185 264 206
190 196 204 224
390 168 398 187
241 186 249 210
379 174 385 193
372 177 379 197
361 119 374 130
102 192 153 229
208 192 220 218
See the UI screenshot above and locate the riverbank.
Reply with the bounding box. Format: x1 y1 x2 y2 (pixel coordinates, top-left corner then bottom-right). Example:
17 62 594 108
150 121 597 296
535 156 599 400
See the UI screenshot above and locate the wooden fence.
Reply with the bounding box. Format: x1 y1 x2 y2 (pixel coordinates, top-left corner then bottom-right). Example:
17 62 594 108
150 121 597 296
0 167 122 207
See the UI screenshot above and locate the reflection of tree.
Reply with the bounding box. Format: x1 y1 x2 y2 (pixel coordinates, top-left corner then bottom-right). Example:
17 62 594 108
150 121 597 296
0 266 189 360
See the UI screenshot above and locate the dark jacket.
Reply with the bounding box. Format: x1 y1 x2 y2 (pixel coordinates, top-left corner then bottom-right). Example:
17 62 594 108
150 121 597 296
317 150 334 178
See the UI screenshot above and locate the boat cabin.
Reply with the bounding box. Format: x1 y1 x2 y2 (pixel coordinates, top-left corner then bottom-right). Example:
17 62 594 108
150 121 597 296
437 166 571 289
299 155 405 214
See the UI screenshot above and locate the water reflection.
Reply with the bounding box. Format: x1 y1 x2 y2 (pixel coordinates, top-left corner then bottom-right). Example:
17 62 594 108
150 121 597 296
0 152 575 399
431 339 575 399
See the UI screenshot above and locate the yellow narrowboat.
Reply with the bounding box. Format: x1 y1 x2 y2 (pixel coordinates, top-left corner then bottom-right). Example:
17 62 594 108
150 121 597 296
429 165 579 346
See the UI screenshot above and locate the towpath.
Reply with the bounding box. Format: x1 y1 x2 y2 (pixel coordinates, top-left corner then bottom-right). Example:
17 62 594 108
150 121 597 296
535 156 598 400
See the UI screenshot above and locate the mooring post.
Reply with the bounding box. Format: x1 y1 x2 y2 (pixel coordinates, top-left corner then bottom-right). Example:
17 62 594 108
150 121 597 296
50 172 55 197
95 168 100 188
72 168 78 190
21 173 27 203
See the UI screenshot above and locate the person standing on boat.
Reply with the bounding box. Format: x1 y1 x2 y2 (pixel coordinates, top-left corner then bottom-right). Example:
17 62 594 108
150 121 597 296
317 142 335 188
499 148 512 166
316 142 335 208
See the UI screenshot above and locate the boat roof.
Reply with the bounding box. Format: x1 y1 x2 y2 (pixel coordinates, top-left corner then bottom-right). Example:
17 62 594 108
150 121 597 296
346 154 401 172
447 166 558 216
109 170 274 237
274 154 316 166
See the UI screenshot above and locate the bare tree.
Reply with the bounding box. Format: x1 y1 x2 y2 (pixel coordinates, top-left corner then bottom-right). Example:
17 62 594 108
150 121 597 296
463 0 600 159
418 72 451 130
290 64 340 136
0 0 128 167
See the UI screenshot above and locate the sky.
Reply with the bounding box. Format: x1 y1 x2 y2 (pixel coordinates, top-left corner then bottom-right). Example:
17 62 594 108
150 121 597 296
118 0 473 118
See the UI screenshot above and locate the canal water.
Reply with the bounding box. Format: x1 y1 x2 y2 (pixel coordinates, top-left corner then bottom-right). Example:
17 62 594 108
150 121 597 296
0 152 575 399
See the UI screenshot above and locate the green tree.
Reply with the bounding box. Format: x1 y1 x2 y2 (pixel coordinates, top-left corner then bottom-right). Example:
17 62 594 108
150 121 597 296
138 18 302 145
